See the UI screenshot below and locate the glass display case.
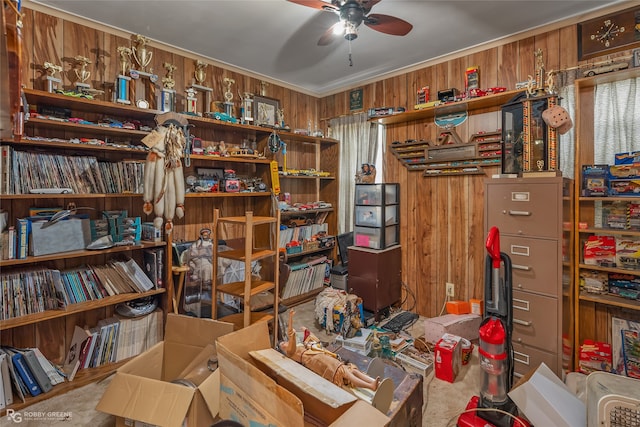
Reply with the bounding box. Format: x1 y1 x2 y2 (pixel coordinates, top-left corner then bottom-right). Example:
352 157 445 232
501 93 559 175
354 183 399 250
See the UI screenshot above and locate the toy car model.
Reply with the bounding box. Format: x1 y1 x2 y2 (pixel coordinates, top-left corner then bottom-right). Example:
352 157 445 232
583 61 629 77
287 217 313 227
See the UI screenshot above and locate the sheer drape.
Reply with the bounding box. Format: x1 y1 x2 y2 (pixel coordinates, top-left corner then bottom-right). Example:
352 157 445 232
329 113 380 233
559 84 576 178
593 77 640 163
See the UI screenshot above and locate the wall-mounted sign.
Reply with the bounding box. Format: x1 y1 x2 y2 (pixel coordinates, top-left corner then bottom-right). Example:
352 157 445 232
350 88 363 111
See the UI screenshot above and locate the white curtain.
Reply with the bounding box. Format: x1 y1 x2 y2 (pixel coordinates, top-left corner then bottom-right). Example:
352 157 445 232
593 77 640 163
329 113 381 233
559 84 575 179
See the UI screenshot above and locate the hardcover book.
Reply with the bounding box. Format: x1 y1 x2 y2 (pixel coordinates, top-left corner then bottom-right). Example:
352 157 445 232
11 352 41 396
23 350 53 393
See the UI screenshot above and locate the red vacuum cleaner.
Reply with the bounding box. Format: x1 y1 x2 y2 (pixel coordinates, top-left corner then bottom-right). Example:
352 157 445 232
457 227 530 427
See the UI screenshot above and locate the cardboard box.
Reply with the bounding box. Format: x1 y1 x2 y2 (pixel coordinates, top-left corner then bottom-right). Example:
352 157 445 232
424 313 481 344
216 321 390 426
508 362 585 427
434 333 461 383
30 216 92 256
445 300 470 315
96 313 234 427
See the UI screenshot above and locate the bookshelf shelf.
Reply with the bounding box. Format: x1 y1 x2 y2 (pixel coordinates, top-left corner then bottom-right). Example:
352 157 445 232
0 288 165 331
0 241 165 267
25 117 150 138
0 358 130 415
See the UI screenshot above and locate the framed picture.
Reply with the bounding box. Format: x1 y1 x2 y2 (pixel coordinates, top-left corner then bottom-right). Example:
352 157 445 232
349 88 363 111
253 95 279 127
197 167 224 181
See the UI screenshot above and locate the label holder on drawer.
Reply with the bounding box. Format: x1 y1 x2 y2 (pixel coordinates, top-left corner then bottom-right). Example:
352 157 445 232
514 350 530 366
511 191 530 202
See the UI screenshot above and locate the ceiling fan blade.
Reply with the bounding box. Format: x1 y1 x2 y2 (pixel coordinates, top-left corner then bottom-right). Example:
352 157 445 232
318 22 342 46
361 0 382 13
364 13 413 36
287 0 339 12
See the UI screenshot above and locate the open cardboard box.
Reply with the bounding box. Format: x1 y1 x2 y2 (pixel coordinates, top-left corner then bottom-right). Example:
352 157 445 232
96 313 234 427
508 362 586 427
216 321 390 426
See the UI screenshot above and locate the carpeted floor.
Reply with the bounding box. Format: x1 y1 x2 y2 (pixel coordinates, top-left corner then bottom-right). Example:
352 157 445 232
16 300 480 427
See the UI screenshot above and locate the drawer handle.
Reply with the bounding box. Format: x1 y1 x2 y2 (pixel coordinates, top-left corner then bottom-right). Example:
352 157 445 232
514 351 530 365
508 210 531 216
514 372 524 378
513 298 530 311
512 264 531 271
513 318 532 327
510 245 530 256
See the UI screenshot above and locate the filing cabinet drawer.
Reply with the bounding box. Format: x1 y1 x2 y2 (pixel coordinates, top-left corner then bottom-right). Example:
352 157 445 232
501 234 559 297
512 341 559 378
512 290 558 352
486 182 559 238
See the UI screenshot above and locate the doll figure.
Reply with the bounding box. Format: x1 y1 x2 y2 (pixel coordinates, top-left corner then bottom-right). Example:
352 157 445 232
279 309 380 391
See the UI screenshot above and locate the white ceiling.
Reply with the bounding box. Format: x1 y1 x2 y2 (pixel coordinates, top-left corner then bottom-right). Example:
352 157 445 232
33 0 622 96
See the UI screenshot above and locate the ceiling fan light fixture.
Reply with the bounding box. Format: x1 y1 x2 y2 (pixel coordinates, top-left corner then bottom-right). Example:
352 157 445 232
344 21 358 40
334 19 346 35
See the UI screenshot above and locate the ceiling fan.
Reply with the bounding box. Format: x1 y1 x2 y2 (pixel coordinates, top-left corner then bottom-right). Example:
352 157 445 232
288 0 413 46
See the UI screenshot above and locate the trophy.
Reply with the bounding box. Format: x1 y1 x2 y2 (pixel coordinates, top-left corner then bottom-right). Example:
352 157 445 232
115 46 132 104
187 60 212 116
239 91 253 124
43 62 62 93
223 77 235 117
185 87 198 114
533 49 545 95
73 55 92 93
160 62 177 112
131 34 152 72
128 34 158 109
259 80 269 96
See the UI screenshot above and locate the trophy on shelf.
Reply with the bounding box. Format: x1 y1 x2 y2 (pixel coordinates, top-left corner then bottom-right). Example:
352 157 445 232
73 55 92 93
160 62 177 112
129 34 158 109
186 60 213 116
185 87 198 114
223 77 235 117
259 80 269 96
238 91 253 124
115 46 132 104
43 61 62 93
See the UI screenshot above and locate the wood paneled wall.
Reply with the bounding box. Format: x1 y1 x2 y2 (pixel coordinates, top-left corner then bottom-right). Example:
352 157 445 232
22 4 636 320
20 7 318 134
318 19 635 318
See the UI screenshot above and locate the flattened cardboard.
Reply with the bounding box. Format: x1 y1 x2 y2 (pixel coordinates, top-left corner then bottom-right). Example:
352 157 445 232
97 314 234 427
216 322 390 426
508 362 585 427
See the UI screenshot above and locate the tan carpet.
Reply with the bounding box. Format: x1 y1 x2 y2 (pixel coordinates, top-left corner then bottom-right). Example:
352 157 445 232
18 301 481 427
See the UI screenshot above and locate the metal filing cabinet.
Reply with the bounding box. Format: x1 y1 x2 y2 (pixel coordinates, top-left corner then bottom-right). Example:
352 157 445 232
485 177 565 378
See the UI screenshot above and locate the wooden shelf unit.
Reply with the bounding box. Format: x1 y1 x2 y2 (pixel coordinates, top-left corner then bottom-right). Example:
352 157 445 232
211 210 280 345
572 67 640 368
0 88 172 413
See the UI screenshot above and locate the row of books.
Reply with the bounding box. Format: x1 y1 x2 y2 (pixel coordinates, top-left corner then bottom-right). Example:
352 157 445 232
279 223 328 248
0 146 145 195
63 310 163 381
0 347 65 406
281 256 331 300
1 257 156 320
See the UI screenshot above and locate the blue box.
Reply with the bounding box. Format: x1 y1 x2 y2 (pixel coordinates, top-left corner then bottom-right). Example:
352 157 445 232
582 164 609 197
615 151 640 165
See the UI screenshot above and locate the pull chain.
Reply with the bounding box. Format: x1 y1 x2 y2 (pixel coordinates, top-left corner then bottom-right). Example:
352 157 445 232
348 38 353 67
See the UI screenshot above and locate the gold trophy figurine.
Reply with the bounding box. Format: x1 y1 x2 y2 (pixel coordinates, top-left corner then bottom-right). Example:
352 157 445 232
131 34 153 71
74 55 91 84
260 80 269 96
163 62 177 90
160 62 177 112
43 62 62 92
73 55 92 93
117 46 131 76
194 60 207 85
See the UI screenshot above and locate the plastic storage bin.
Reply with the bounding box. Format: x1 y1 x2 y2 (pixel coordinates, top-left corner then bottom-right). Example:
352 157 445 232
354 183 400 249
